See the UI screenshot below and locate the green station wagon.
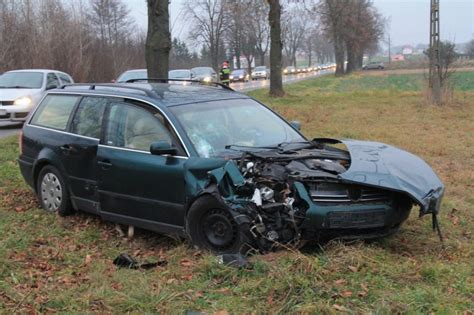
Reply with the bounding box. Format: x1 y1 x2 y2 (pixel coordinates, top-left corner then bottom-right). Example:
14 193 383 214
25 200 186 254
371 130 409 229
18 81 444 253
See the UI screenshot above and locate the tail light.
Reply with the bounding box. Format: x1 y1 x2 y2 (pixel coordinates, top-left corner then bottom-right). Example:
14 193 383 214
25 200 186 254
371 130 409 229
19 131 23 155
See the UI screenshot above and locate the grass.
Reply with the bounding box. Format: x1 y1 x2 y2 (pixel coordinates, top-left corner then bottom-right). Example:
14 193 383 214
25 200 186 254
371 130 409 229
1 72 473 313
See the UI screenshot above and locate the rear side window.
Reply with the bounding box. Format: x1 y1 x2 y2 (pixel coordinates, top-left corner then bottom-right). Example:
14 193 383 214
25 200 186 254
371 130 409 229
31 95 79 130
58 73 72 84
46 73 60 89
71 97 107 138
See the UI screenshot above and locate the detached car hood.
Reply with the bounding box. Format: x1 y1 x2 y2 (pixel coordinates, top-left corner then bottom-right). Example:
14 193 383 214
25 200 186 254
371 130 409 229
337 139 444 214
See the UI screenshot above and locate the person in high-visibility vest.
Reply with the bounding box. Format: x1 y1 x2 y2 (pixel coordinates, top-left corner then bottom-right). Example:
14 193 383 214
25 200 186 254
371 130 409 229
219 60 231 86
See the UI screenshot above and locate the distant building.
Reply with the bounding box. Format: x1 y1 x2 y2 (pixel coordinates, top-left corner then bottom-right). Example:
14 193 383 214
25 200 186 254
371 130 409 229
402 45 414 55
391 54 405 62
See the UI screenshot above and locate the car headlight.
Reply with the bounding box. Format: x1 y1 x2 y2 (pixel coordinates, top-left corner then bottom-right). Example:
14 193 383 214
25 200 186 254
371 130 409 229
203 77 211 82
262 71 266 75
230 76 234 80
239 75 244 79
284 70 288 73
14 96 32 106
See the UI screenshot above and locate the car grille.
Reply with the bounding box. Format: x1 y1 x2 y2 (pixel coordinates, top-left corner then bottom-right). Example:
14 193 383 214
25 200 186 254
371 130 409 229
0 101 14 106
327 209 386 228
308 182 391 204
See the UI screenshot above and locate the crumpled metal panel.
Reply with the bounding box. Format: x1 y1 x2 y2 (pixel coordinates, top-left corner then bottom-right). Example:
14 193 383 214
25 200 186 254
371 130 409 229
338 139 444 214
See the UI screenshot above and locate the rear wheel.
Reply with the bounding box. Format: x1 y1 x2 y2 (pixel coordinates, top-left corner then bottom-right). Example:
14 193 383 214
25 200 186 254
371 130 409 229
186 195 247 254
37 165 73 216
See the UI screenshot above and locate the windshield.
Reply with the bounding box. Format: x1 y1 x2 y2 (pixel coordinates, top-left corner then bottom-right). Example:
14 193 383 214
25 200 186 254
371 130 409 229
192 68 212 75
255 66 266 71
232 70 244 75
117 70 147 83
169 70 191 79
170 99 306 158
0 72 43 89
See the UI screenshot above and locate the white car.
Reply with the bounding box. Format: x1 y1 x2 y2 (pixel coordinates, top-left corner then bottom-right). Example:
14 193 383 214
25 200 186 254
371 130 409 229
0 69 74 122
115 69 147 83
251 66 270 80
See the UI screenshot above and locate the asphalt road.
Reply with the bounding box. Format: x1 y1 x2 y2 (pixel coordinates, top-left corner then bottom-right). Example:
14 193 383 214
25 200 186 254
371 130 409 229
0 69 334 139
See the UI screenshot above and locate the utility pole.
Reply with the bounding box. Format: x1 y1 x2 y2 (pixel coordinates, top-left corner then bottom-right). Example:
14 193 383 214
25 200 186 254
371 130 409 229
429 0 441 105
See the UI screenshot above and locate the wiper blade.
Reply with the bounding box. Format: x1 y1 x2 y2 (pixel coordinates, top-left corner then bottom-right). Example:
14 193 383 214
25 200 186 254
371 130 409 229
1 86 31 89
225 144 279 150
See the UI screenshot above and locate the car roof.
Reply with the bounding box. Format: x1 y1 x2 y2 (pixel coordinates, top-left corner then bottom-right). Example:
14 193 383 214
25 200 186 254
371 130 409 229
5 69 66 74
56 83 250 107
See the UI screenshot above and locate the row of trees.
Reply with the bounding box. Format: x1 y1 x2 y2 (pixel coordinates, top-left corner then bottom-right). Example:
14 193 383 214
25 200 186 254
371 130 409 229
0 0 219 82
1 0 385 95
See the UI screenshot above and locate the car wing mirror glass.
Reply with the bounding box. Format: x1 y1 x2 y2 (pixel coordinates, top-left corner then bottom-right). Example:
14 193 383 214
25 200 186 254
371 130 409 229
150 141 178 156
290 120 301 131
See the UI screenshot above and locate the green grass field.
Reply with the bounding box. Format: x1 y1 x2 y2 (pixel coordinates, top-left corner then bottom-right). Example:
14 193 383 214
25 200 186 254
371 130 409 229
1 72 473 313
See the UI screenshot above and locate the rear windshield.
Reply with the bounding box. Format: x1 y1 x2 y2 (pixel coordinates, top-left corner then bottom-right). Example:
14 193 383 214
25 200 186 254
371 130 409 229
0 72 43 89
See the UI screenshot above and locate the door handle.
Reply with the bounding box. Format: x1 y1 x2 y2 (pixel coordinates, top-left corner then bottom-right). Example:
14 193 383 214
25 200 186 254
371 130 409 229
60 144 72 153
97 160 112 170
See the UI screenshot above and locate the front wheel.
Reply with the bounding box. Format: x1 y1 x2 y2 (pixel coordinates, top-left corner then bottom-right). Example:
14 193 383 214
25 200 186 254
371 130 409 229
36 165 73 216
186 195 247 254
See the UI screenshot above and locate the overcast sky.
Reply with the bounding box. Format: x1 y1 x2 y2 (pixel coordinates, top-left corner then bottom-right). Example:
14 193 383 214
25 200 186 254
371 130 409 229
126 0 473 47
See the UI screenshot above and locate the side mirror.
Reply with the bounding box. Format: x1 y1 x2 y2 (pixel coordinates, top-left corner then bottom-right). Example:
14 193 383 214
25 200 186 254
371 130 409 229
150 141 177 156
290 120 301 131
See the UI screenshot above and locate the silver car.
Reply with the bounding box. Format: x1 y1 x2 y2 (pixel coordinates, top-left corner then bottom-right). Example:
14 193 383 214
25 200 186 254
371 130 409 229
0 69 74 122
251 66 270 80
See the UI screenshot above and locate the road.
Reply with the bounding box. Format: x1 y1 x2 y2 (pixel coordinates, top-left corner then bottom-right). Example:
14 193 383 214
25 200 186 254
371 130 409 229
0 69 334 139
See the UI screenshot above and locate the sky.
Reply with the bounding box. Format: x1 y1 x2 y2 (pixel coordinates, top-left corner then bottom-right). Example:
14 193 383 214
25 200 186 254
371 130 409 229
126 0 473 47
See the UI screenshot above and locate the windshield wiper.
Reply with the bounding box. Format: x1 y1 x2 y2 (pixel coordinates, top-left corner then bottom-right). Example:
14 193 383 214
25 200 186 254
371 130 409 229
0 86 32 89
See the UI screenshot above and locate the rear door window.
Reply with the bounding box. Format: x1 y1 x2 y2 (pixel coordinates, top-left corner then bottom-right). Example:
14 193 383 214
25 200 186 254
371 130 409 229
70 97 107 139
58 73 72 84
30 95 79 130
46 73 60 89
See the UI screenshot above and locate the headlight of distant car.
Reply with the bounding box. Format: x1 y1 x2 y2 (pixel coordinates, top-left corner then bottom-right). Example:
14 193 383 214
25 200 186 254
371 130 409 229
239 75 244 79
14 96 32 106
262 71 267 75
230 76 234 80
283 69 288 73
203 77 211 82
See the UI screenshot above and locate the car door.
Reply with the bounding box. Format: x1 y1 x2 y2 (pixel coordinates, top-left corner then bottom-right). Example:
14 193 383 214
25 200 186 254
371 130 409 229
63 96 108 213
96 99 188 231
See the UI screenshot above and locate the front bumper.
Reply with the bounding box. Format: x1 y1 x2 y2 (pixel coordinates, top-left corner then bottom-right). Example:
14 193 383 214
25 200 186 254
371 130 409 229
0 105 31 121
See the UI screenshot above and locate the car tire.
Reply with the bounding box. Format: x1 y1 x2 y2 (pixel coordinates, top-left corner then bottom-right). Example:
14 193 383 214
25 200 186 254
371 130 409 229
37 165 74 216
186 195 248 254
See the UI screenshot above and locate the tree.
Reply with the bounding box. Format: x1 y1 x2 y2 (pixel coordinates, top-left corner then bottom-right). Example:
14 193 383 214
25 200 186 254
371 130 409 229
249 1 270 66
146 0 171 79
268 0 284 97
424 41 458 86
185 0 227 71
282 5 309 67
467 39 474 59
318 0 350 76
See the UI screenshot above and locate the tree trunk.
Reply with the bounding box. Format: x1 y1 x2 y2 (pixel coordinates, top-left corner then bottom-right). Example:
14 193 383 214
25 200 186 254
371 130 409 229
268 0 284 97
334 38 345 76
260 51 265 66
146 0 170 79
346 44 355 74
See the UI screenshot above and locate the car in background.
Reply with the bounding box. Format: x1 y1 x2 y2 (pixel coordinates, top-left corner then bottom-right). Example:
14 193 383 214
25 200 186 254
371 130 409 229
116 69 147 83
251 66 270 80
169 69 195 81
363 61 385 70
297 66 309 73
191 67 218 83
283 66 296 75
0 69 73 122
230 69 250 83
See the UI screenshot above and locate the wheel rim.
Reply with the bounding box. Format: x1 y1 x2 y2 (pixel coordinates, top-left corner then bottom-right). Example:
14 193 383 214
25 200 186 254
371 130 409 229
40 173 62 212
202 209 237 250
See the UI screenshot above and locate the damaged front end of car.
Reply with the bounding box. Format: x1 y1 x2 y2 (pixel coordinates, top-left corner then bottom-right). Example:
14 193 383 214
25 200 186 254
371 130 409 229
185 138 445 253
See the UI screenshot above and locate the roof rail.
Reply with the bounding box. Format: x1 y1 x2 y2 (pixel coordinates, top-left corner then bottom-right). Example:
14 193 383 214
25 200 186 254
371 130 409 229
58 83 155 97
125 78 234 91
